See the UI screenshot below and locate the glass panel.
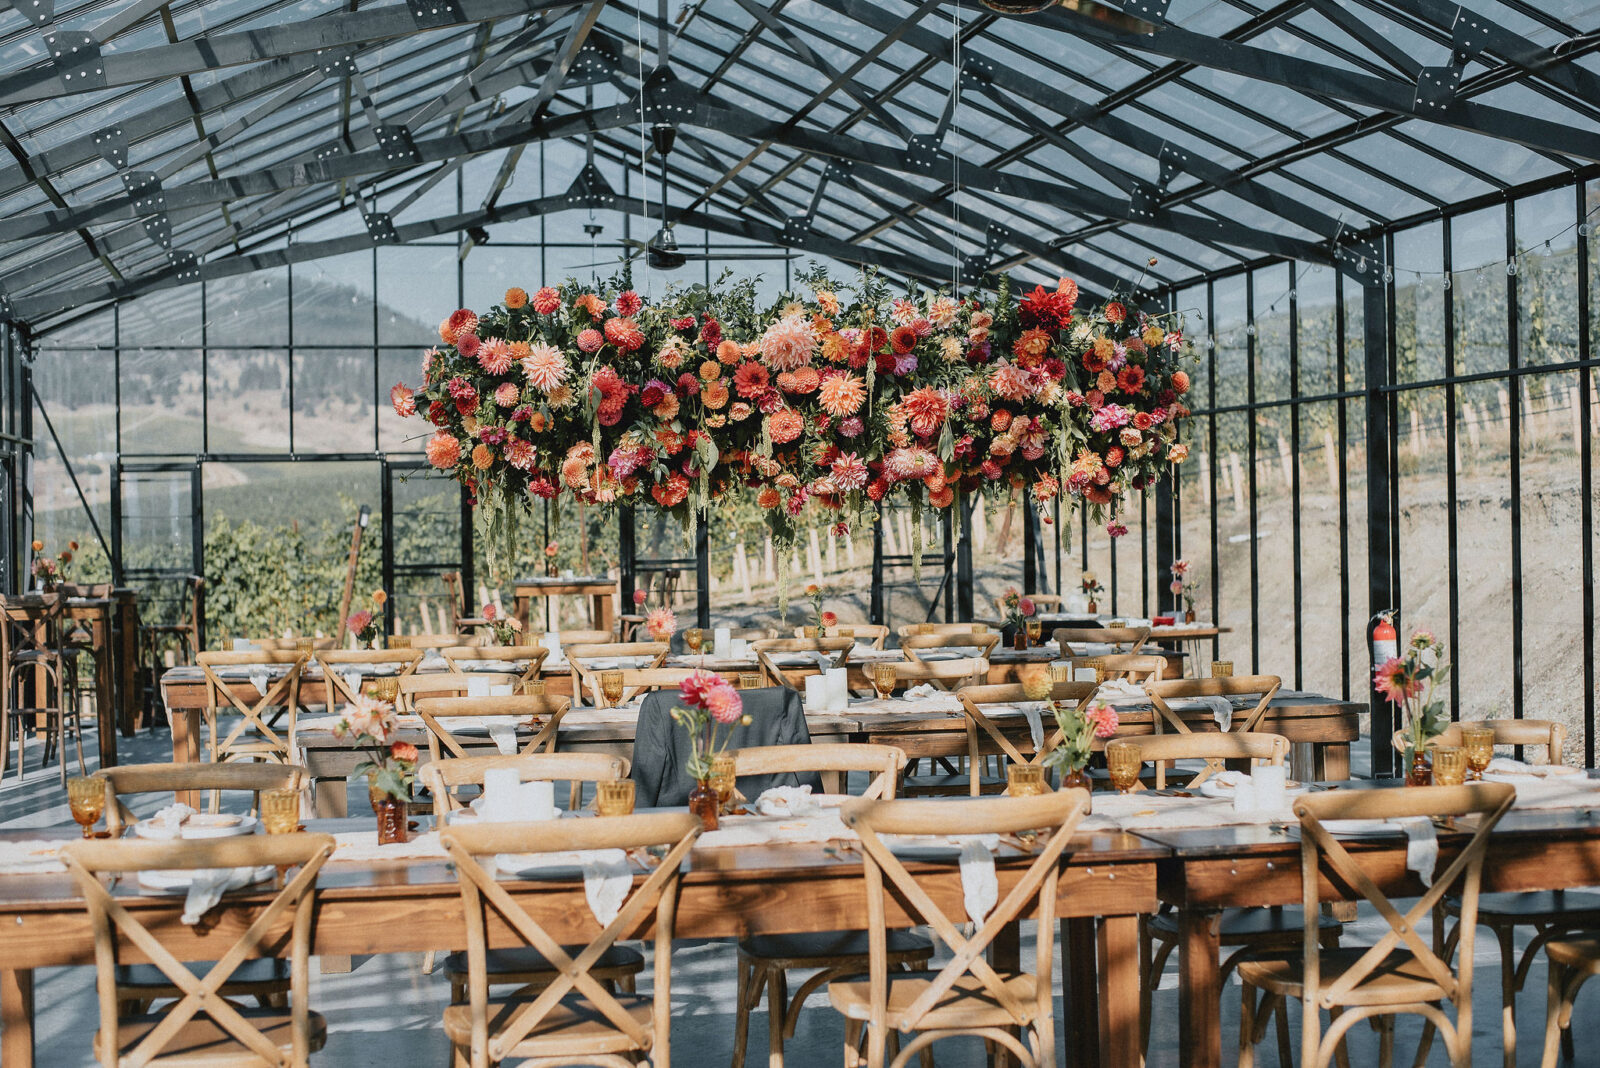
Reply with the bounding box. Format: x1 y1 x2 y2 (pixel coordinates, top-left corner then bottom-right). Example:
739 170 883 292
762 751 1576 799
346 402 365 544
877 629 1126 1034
1253 401 1294 675
1295 398 1347 698
120 349 204 456
292 251 375 347
379 349 429 453
1393 221 1446 383
120 468 194 576
1342 282 1372 703
1213 410 1253 668
378 246 459 345
1395 386 1447 652
1453 376 1514 720
206 269 289 348
117 288 204 348
206 348 290 453
1451 206 1509 377
1297 264 1339 396
1213 275 1248 408
1516 188 1580 369
29 347 116 576
292 348 375 453
1254 264 1292 402
388 464 462 638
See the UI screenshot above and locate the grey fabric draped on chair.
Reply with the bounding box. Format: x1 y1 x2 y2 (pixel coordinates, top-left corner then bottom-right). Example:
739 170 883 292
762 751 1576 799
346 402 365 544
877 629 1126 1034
629 685 818 806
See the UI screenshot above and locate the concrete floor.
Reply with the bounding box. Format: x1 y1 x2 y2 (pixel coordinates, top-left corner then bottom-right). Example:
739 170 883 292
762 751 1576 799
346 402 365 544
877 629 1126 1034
4 726 1597 1066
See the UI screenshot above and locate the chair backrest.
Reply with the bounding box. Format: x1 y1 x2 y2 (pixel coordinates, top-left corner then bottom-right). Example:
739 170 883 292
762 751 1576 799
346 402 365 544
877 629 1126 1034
394 672 519 713
247 637 338 652
62 833 334 1068
732 743 905 799
751 637 854 689
412 694 570 762
422 750 627 815
441 645 550 690
554 628 616 647
797 622 889 648
723 626 778 640
100 762 305 834
1053 626 1150 653
900 631 1002 663
1124 731 1288 789
1067 653 1167 683
1290 784 1513 1049
440 814 701 1065
196 650 308 761
313 648 424 705
896 622 991 639
630 685 811 806
878 657 990 690
991 593 1063 615
566 642 672 705
440 571 465 628
1388 718 1566 764
0 593 66 656
394 632 483 653
841 791 1090 1038
1145 675 1282 734
956 682 1099 775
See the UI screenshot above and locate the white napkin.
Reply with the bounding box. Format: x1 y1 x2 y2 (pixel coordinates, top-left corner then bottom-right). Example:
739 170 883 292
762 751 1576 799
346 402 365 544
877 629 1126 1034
1096 679 1146 700
903 683 941 700
579 849 633 925
1486 757 1581 778
1396 817 1438 887
342 670 363 698
1171 695 1235 730
1021 705 1044 752
146 865 274 925
958 837 1000 925
486 723 518 754
755 785 820 817
248 669 270 696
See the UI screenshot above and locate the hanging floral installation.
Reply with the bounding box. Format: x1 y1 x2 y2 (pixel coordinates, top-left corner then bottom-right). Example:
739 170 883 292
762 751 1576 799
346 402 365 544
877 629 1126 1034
396 267 1196 586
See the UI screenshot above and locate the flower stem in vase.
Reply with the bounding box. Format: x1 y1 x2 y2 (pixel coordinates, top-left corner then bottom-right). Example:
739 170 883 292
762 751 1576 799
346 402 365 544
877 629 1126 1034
688 779 719 831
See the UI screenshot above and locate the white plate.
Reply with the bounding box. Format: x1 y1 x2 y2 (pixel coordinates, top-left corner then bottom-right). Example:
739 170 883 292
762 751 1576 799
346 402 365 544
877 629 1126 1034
1198 780 1310 799
1318 819 1404 838
137 864 276 891
133 815 258 840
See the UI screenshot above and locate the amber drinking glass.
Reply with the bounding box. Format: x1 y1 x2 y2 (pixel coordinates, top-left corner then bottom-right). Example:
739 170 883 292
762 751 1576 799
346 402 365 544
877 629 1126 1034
872 663 897 700
1462 726 1495 781
261 788 301 834
595 780 636 817
737 672 762 690
370 677 399 703
1211 660 1234 678
1432 746 1467 787
1025 619 1043 646
684 628 704 654
67 776 106 838
710 754 738 812
1106 742 1143 794
599 670 625 707
1049 662 1072 685
1007 764 1048 797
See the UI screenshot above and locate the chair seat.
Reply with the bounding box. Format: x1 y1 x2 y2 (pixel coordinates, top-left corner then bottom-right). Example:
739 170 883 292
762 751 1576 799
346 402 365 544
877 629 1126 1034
1545 936 1600 973
442 944 644 980
442 993 654 1056
829 970 1040 1030
116 957 290 992
96 1008 326 1066
739 929 934 966
1236 948 1447 1007
1448 890 1600 924
9 648 73 662
1149 907 1342 945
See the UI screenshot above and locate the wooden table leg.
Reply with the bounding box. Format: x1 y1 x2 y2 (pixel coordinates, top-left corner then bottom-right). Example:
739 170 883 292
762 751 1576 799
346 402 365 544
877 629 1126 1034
116 596 142 736
169 708 201 806
93 618 117 768
1097 916 1140 1068
1317 742 1351 781
1 968 35 1068
1177 908 1222 1068
314 778 350 818
1062 916 1100 1068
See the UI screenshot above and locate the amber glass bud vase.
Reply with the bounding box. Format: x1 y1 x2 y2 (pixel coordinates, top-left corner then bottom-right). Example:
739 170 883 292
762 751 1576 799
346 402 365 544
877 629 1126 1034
688 779 719 831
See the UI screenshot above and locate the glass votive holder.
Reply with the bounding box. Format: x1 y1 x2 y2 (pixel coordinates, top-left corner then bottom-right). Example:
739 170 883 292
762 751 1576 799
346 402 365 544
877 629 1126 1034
1432 745 1467 787
1049 662 1072 684
737 672 762 690
1106 741 1144 794
1007 763 1048 797
261 788 301 834
970 623 988 635
519 678 546 696
595 779 636 817
837 627 855 640
1211 660 1234 678
370 677 400 703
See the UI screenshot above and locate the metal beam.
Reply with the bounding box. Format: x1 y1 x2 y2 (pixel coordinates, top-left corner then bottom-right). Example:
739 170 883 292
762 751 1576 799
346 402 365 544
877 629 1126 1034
0 0 572 107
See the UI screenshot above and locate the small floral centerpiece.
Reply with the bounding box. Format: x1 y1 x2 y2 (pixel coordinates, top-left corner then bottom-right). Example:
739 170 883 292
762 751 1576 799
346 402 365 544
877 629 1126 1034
481 603 523 646
545 541 560 577
333 690 417 843
346 589 387 648
646 606 677 642
1374 628 1449 785
1042 699 1120 799
30 539 75 591
1000 587 1036 648
1081 571 1105 613
1169 559 1196 620
671 670 751 830
804 583 834 635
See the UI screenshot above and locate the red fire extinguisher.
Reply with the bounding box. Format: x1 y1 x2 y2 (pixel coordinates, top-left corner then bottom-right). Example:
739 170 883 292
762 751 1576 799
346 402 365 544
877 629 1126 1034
1371 611 1398 666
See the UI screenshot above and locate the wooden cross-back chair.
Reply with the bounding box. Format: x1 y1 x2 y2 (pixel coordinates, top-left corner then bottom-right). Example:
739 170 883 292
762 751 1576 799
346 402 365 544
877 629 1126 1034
196 650 308 769
751 637 854 690
1145 675 1282 736
442 645 550 692
439 813 702 1068
100 763 305 836
1128 730 1288 791
422 751 628 817
311 648 423 707
796 623 890 649
896 622 990 639
874 657 990 693
565 642 669 707
393 633 482 654
593 668 703 708
1052 626 1150 653
831 790 1092 1068
728 743 930 1068
245 637 338 652
899 631 1001 664
1065 653 1167 684
554 629 617 648
62 832 335 1068
943 682 1101 792
412 694 571 763
1388 718 1566 764
394 672 520 714
1236 783 1515 1068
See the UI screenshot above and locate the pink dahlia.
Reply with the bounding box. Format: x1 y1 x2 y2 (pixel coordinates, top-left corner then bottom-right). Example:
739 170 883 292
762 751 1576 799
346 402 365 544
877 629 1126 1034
389 383 416 417
831 452 869 491
478 337 513 375
679 669 722 709
884 447 938 482
645 606 676 640
522 343 568 393
1086 702 1119 739
454 332 481 359
494 382 520 407
890 297 918 326
990 360 1032 402
504 437 535 470
839 415 864 438
759 314 818 371
604 316 645 352
443 308 478 343
705 681 744 725
900 386 949 438
425 431 461 469
928 296 958 328
614 290 642 317
576 328 605 354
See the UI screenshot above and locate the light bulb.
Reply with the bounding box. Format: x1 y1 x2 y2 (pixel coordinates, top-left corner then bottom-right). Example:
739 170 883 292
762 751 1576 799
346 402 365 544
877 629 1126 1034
1507 261 1517 276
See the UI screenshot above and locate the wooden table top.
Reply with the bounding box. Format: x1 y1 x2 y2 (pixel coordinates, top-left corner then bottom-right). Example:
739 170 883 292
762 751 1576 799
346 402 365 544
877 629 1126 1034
514 577 616 592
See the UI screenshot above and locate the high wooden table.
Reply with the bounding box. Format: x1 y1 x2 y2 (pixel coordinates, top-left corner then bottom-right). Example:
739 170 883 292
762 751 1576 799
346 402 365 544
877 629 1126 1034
511 576 617 634
1134 785 1600 1068
0 819 1163 1068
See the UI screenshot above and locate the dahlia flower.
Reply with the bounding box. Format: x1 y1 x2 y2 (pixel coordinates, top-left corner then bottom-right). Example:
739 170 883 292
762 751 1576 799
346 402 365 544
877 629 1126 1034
425 431 461 469
504 287 528 309
928 296 958 328
576 328 604 354
900 386 949 438
389 383 416 417
766 408 804 444
760 314 818 371
522 344 568 393
478 337 514 375
454 332 480 359
818 373 865 417
615 290 642 317
884 447 938 482
733 362 770 399
504 437 535 470
645 606 677 640
604 316 645 352
532 287 561 314
831 452 869 491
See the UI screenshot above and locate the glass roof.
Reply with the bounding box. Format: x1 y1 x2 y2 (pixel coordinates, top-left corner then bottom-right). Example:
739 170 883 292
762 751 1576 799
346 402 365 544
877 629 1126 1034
0 0 1595 332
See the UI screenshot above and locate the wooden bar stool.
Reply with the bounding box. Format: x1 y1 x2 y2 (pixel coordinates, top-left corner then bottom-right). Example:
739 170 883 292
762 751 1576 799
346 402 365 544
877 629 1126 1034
1 593 86 784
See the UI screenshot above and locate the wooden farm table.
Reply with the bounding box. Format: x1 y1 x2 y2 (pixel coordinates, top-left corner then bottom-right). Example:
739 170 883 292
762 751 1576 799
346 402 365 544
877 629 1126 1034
1133 782 1600 1068
512 575 617 634
0 818 1164 1068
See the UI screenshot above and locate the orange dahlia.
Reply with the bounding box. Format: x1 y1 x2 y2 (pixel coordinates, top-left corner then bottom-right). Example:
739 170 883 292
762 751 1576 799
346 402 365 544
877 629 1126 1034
757 486 782 509
1117 365 1146 394
703 381 730 410
990 361 1031 402
532 287 561 314
1104 301 1126 324
390 383 416 417
471 443 494 470
818 373 865 417
766 408 805 444
699 360 721 381
760 314 818 371
889 325 916 355
575 293 606 320
426 431 461 469
815 290 840 315
822 333 850 363
1172 370 1191 394
604 316 645 352
716 339 742 364
901 386 949 437
504 287 528 309
733 362 769 399
1097 370 1118 393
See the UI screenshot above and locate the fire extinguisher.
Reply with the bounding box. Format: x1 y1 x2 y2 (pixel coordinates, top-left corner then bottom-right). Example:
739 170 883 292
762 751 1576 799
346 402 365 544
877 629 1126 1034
1370 610 1398 666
